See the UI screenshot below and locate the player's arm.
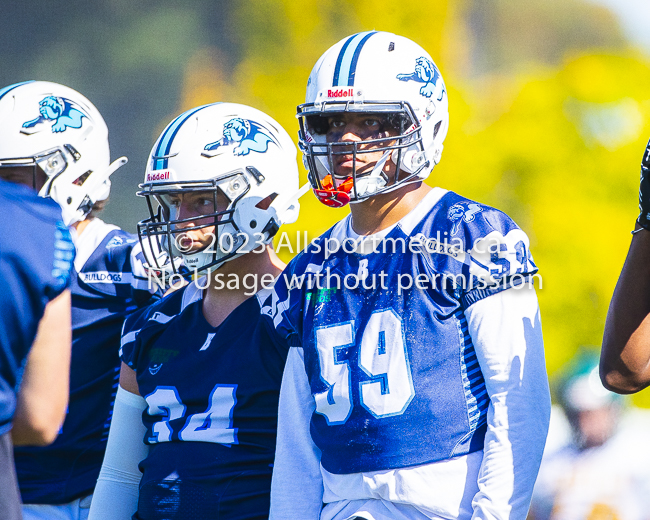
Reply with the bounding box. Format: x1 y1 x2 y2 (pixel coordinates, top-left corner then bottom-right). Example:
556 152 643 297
88 363 148 520
465 285 551 520
601 140 650 393
270 347 323 520
12 289 72 446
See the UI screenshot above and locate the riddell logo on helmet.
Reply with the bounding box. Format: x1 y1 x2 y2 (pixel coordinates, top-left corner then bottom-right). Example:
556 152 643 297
147 171 170 182
327 88 354 98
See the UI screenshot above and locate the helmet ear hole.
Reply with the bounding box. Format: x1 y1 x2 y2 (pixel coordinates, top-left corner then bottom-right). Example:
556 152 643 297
72 170 92 186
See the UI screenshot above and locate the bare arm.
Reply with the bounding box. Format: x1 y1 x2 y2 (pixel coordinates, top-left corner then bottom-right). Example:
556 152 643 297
119 361 141 396
600 140 650 393
12 289 72 446
600 228 650 393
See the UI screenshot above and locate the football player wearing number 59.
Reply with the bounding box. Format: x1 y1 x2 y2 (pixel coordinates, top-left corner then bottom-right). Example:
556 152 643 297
88 103 305 520
266 32 551 520
601 140 650 394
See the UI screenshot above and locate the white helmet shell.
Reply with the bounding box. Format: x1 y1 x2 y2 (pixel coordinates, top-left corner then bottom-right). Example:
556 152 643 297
0 81 126 226
138 102 302 275
298 31 448 206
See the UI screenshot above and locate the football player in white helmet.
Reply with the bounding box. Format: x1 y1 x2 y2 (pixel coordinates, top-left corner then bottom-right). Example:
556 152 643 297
136 102 304 279
296 32 447 209
266 32 551 520
0 81 160 520
89 103 305 520
0 81 126 228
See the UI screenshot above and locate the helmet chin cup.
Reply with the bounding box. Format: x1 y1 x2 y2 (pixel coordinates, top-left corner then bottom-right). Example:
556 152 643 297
354 175 387 200
352 150 390 200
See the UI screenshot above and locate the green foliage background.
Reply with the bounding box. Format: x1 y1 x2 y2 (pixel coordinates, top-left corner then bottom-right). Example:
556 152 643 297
2 0 649 402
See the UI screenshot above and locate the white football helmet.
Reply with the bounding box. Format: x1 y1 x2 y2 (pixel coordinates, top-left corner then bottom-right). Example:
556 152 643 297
0 81 126 226
298 31 449 207
138 102 304 275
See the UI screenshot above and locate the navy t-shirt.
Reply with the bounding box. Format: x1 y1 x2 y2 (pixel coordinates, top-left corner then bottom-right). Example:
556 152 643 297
0 178 74 434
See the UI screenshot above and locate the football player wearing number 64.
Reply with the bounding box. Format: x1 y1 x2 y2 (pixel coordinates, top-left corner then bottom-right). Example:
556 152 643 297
266 31 551 520
88 103 306 520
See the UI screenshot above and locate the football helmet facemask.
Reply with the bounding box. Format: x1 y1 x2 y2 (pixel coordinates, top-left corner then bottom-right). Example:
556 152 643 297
137 102 304 276
0 81 126 226
298 31 448 207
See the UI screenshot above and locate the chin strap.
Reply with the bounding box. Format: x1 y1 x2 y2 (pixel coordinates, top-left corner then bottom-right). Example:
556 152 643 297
88 156 128 202
273 182 311 218
354 150 390 198
54 156 129 226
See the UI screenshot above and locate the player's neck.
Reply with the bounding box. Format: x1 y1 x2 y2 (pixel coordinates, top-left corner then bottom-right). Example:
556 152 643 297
202 246 284 328
72 218 93 236
349 182 431 236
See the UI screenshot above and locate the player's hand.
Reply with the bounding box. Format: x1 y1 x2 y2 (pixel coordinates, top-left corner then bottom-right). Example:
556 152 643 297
637 139 650 230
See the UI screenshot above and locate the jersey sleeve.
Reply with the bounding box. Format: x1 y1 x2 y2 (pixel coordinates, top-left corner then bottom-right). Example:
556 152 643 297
270 347 323 519
465 284 550 519
109 232 162 305
0 213 74 344
128 240 162 304
261 253 312 349
81 229 162 305
416 198 538 309
0 196 75 432
119 286 184 371
119 304 152 370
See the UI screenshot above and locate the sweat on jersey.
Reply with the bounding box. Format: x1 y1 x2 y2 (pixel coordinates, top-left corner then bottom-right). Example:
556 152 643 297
119 281 288 520
263 187 539 475
0 179 74 434
14 218 159 504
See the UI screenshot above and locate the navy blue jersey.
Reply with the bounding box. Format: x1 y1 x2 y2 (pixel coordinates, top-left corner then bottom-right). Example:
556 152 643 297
15 219 159 504
264 188 538 474
0 179 74 434
120 281 288 520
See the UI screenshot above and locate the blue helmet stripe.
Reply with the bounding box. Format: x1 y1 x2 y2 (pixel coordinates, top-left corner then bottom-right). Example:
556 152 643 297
332 32 377 87
0 81 34 101
347 32 377 86
332 34 357 87
153 103 217 171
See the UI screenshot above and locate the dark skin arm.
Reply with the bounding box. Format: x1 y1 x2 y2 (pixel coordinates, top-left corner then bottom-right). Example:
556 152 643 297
601 139 650 393
601 228 650 393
